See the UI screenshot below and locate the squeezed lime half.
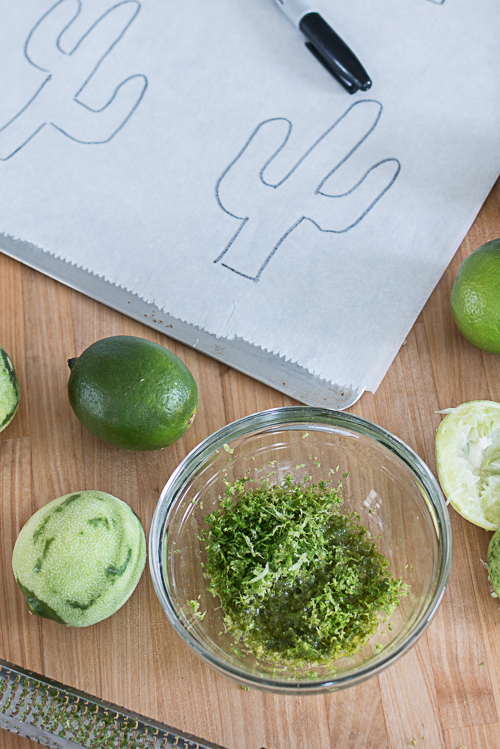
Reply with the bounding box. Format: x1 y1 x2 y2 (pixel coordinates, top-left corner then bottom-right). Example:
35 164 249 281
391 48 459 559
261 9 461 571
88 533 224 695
435 401 500 531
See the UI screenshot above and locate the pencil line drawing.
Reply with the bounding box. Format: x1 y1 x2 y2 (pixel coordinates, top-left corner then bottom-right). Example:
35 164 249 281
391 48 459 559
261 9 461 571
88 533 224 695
214 99 401 282
0 0 147 161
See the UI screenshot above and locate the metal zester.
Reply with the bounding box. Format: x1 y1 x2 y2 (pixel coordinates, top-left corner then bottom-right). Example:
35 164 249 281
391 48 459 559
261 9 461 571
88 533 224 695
0 659 227 749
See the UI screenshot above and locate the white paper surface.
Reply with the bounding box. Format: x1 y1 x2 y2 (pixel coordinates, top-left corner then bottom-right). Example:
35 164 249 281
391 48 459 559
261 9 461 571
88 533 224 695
0 0 499 393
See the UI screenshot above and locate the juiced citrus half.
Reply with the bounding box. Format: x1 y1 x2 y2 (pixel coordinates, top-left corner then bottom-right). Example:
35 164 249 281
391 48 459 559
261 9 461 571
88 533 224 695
12 491 146 627
435 401 500 531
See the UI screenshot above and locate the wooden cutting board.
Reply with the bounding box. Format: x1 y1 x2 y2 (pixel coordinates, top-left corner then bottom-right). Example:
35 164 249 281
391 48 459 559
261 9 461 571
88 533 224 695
0 179 499 749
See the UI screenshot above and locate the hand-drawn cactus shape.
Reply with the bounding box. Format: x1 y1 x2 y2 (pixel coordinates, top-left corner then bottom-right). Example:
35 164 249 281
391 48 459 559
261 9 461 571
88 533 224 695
214 100 401 282
0 0 147 161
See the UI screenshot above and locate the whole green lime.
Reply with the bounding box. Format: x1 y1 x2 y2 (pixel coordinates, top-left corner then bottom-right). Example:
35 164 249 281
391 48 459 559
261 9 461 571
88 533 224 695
12 490 146 627
0 345 20 432
68 336 198 451
451 239 500 355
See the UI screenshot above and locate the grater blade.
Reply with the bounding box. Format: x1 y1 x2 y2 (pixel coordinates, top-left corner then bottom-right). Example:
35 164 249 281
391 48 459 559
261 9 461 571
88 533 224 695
0 659 227 749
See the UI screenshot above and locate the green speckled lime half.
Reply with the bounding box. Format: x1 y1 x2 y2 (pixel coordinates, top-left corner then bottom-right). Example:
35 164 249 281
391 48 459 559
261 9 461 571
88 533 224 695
488 527 500 597
0 346 20 432
12 491 146 627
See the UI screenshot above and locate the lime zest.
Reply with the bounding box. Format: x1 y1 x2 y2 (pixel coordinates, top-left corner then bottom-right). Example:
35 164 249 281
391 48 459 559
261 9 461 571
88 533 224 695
202 472 408 667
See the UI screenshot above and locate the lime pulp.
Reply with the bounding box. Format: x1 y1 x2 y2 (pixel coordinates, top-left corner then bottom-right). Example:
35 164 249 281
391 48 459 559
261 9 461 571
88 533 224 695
435 401 500 531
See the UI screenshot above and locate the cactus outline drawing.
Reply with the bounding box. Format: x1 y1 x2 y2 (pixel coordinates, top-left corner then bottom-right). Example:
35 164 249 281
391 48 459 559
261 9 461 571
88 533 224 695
214 100 401 283
0 0 147 161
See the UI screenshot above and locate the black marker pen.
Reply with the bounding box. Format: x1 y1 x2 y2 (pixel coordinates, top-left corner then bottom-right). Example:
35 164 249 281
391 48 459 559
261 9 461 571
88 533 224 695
273 0 372 94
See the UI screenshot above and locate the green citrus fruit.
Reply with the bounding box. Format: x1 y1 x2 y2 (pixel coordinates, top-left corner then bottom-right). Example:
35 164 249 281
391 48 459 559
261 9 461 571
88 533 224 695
435 400 500 531
487 527 500 598
12 490 146 627
0 345 20 432
451 239 500 355
67 336 198 451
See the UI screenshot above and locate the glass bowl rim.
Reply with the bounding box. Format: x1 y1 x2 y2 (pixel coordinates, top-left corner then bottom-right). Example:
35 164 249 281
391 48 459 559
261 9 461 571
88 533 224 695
149 406 453 694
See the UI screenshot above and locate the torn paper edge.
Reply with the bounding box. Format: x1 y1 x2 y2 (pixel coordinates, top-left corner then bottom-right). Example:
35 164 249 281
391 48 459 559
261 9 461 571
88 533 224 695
0 232 363 409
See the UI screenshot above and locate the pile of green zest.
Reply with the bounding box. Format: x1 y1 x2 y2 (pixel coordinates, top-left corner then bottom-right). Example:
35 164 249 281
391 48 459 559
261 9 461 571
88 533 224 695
203 473 408 666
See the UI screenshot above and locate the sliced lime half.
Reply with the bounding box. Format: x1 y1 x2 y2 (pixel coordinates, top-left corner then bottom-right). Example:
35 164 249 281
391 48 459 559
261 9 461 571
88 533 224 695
435 400 500 531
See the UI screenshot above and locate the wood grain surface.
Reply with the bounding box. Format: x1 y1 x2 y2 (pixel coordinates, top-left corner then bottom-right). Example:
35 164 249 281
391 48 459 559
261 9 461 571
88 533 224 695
1 180 500 749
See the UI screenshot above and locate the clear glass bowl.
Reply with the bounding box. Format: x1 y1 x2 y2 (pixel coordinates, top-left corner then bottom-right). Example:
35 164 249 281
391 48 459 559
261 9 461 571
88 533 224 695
149 407 452 694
